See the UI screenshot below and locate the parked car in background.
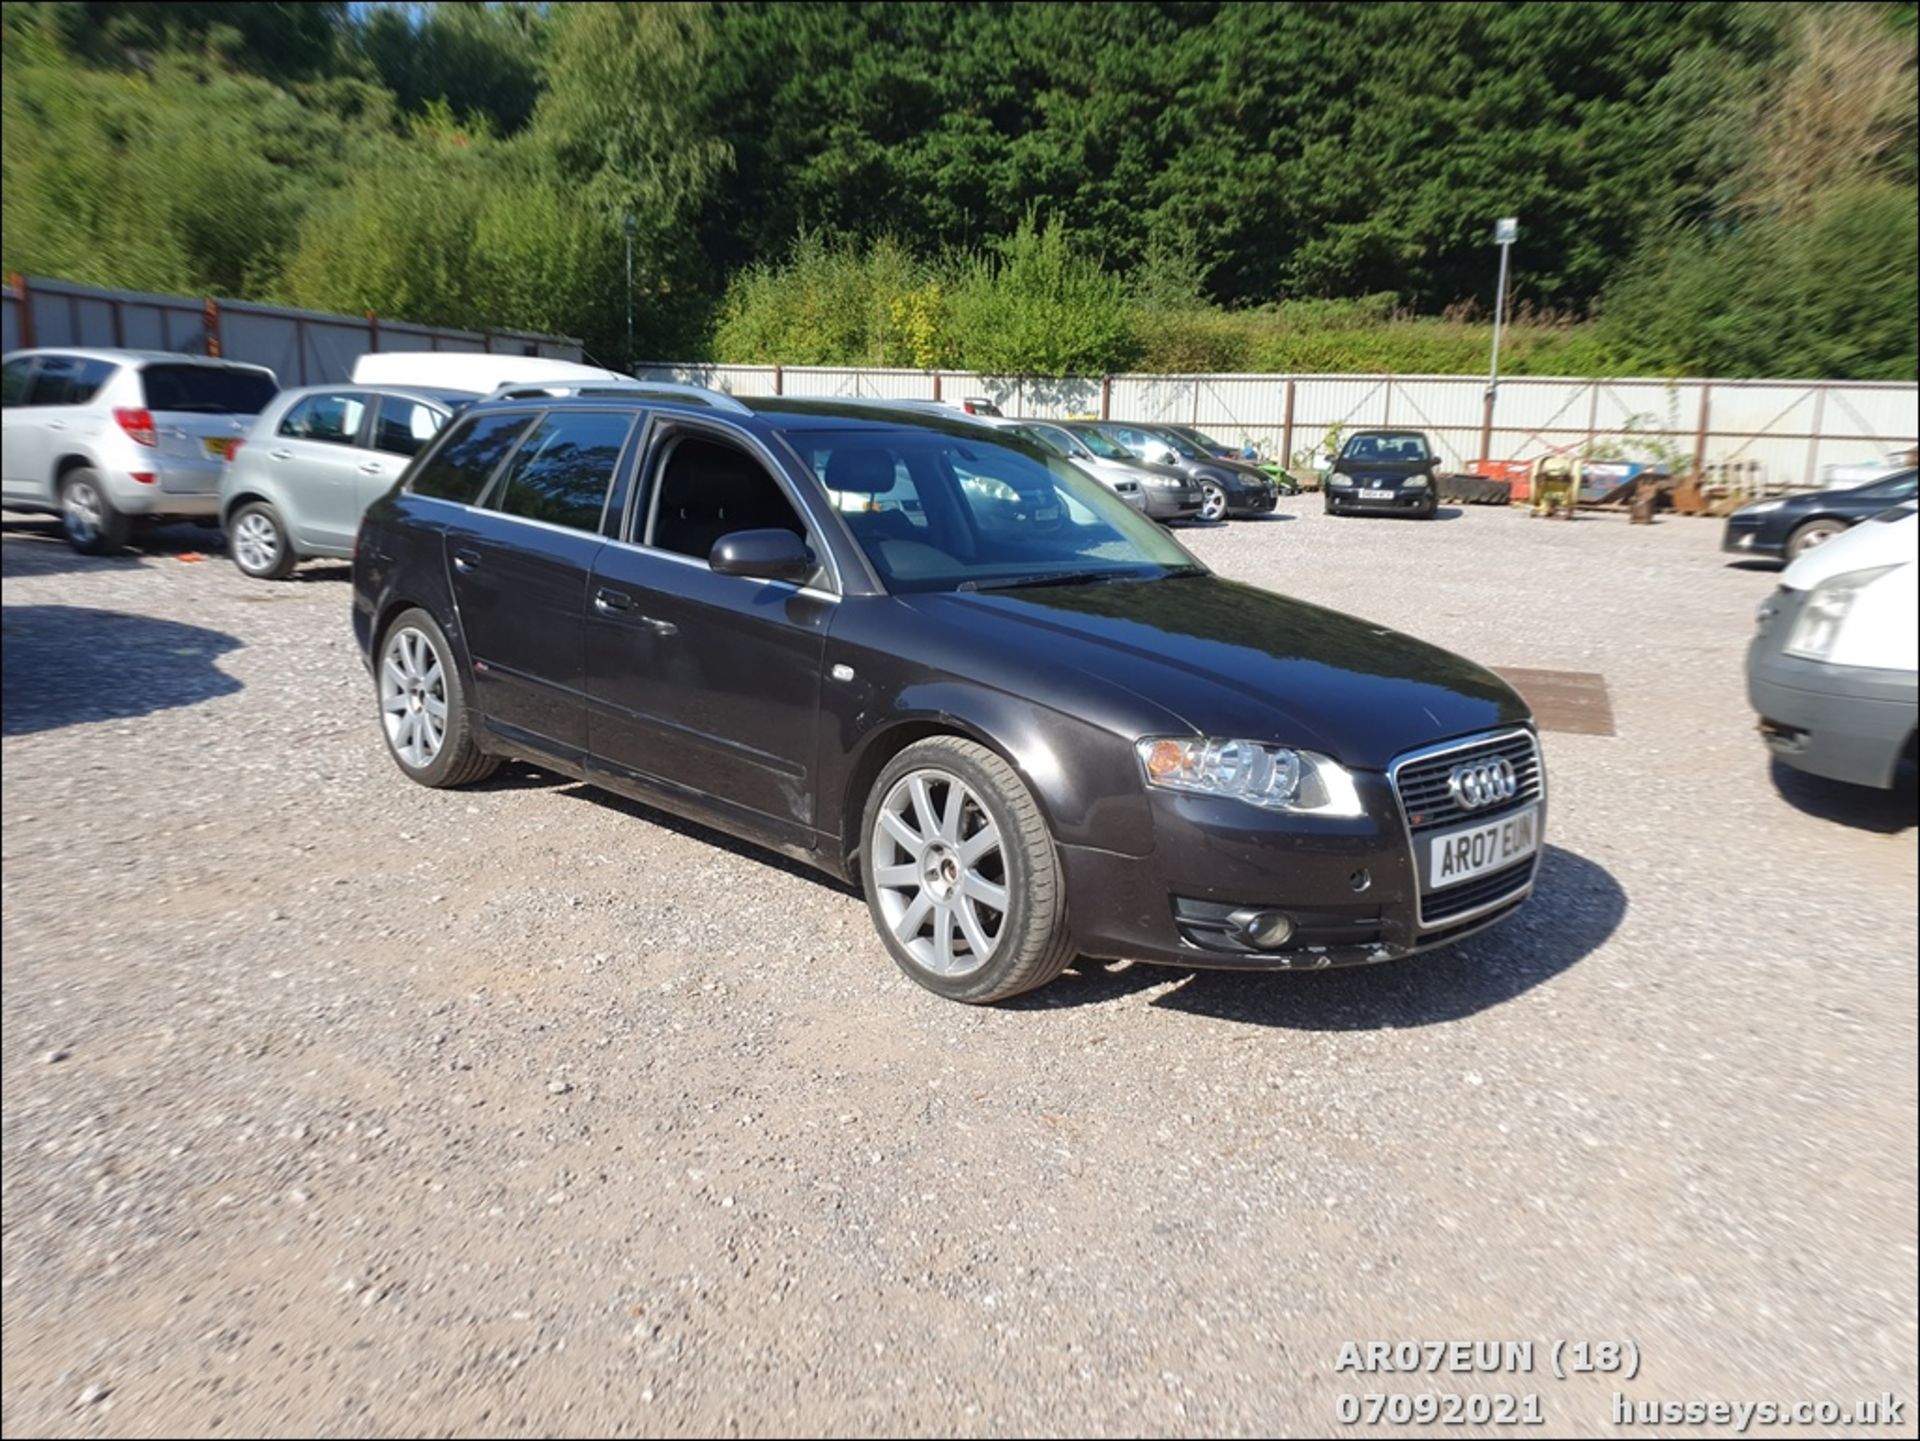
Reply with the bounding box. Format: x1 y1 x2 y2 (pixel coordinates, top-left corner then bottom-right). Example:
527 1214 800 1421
1325 430 1441 518
2 348 278 553
993 418 1204 521
1065 421 1279 521
219 384 472 579
1159 423 1245 460
353 387 1542 1003
353 353 626 392
1748 502 1916 791
1722 469 1918 563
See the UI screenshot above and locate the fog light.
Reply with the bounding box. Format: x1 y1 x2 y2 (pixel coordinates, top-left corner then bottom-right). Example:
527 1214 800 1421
1231 909 1295 949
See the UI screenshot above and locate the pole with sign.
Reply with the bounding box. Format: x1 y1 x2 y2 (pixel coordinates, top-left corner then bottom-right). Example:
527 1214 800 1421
1479 217 1518 463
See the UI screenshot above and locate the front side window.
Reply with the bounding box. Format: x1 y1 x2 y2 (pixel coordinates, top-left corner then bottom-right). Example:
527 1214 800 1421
278 392 369 446
488 410 634 533
791 428 1192 594
1 357 33 407
1068 425 1135 461
648 434 807 562
373 397 448 457
408 411 535 505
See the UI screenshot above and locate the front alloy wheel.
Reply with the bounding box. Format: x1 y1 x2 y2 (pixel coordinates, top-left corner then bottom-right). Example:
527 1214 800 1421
1199 481 1229 522
861 737 1075 1003
230 502 296 579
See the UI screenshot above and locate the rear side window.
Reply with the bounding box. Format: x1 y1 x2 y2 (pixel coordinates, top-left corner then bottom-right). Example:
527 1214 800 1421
489 411 634 533
372 397 447 457
277 392 369 446
141 364 278 415
26 355 117 407
408 411 535 504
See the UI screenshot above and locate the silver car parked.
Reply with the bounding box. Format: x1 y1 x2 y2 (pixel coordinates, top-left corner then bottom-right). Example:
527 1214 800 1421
218 384 468 579
2 348 279 554
996 419 1205 522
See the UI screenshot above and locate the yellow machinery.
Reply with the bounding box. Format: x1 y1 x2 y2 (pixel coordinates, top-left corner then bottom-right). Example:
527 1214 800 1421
1531 454 1579 519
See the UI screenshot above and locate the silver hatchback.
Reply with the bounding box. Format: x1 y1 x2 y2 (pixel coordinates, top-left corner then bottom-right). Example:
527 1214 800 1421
218 384 468 579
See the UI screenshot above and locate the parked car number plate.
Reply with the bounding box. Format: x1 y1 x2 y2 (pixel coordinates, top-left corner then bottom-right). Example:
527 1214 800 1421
1426 804 1539 889
1360 487 1395 500
203 437 238 459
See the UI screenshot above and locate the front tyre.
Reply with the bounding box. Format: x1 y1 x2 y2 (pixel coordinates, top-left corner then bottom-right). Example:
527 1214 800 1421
229 501 298 580
861 737 1075 1003
1198 481 1229 523
376 608 499 788
60 469 132 555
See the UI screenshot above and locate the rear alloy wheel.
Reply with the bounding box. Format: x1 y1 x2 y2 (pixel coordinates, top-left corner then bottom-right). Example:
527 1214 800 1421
1786 517 1845 560
1198 481 1229 522
229 501 297 580
59 469 131 556
862 737 1074 1003
377 608 498 788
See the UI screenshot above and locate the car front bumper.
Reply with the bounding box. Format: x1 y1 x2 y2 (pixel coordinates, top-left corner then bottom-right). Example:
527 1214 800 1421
1328 486 1432 514
1060 774 1542 971
1227 484 1279 516
1142 485 1206 520
1748 599 1917 788
1722 512 1787 558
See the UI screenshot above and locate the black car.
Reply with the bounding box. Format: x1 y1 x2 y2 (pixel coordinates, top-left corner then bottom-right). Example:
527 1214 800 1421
1721 469 1918 562
1325 430 1441 518
353 388 1544 1003
1069 421 1279 522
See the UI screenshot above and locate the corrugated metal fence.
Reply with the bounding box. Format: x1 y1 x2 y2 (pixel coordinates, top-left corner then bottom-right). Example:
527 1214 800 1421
4 274 584 386
638 362 1919 492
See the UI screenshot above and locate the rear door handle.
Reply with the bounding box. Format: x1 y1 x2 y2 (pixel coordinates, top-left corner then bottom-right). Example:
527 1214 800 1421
452 548 481 573
269 448 293 461
357 461 386 475
45 420 67 431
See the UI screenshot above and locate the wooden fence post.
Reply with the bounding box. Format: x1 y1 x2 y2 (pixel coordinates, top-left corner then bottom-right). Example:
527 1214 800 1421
1280 379 1296 464
1693 383 1712 477
203 297 222 357
9 274 35 348
1099 373 1111 420
367 311 381 353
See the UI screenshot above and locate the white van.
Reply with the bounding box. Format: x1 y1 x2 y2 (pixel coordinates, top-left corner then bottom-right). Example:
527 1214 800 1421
1747 501 1917 788
349 353 624 394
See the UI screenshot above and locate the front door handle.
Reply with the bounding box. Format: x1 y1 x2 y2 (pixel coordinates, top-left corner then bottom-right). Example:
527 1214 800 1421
452 548 481 573
593 587 633 613
45 420 67 431
357 461 386 475
269 448 293 461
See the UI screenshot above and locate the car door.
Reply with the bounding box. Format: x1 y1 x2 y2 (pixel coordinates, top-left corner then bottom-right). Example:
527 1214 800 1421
361 393 451 513
584 419 833 847
262 391 375 551
443 406 635 761
5 355 113 503
1 356 41 497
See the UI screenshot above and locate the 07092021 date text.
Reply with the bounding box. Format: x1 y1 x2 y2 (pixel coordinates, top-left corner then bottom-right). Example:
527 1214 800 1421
1335 1392 1545 1426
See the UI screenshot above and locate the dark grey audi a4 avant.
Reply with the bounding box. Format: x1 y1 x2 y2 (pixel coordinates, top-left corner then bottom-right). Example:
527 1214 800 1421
352 384 1546 1003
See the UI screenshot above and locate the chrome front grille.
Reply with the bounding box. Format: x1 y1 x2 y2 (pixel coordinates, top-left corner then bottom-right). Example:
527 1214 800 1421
1391 729 1542 834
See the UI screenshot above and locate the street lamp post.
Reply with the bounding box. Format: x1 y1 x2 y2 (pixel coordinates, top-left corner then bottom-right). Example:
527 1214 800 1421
1480 216 1518 463
622 212 637 370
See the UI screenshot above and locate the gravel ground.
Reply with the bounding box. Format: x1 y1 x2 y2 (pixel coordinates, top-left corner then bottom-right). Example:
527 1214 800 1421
2 502 1914 1438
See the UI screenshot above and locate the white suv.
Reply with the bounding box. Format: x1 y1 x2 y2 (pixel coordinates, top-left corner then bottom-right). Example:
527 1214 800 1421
2 348 279 553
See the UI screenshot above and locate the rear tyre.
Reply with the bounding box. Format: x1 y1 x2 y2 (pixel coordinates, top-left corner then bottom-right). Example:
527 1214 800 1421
59 469 131 556
861 737 1075 1004
376 607 499 788
1786 517 1845 560
229 501 298 580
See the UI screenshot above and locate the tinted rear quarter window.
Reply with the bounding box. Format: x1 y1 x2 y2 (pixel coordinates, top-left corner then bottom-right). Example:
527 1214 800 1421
141 364 278 415
26 355 117 407
373 397 449 457
277 392 370 445
408 411 536 504
488 410 634 532
3 357 37 407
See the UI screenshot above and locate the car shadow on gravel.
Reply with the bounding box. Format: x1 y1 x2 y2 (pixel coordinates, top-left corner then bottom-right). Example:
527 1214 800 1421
1768 758 1916 834
2 605 243 736
3 516 223 577
1026 843 1623 1029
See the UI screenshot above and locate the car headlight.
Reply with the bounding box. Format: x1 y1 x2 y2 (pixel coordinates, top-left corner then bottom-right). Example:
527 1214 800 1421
1136 737 1365 816
1142 474 1181 488
1739 499 1786 515
1404 476 1430 489
1783 566 1898 661
1328 472 1354 488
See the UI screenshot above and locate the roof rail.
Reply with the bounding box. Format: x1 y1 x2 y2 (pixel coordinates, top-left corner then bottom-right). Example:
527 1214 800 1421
484 378 752 413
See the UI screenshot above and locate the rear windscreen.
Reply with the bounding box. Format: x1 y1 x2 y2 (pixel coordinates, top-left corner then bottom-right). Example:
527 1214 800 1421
140 365 279 415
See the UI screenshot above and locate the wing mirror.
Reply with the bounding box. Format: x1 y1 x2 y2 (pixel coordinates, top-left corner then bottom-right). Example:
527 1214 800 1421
709 528 817 583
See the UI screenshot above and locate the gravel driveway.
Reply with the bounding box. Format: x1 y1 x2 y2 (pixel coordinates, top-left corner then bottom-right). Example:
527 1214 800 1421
3 503 1914 1437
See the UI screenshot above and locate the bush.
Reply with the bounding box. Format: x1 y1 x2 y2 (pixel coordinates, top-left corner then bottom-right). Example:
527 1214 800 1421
946 216 1136 377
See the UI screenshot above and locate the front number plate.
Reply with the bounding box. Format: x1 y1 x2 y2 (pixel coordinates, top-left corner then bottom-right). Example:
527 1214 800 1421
1359 487 1395 500
1426 805 1540 889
